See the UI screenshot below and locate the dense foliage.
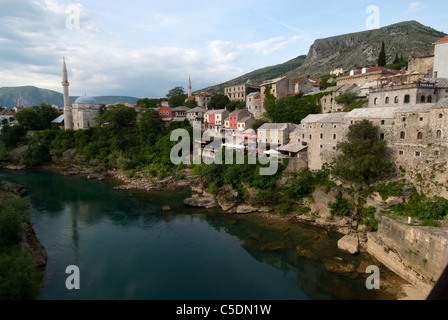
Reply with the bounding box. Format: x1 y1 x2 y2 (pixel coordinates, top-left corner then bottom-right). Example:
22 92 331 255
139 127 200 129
0 194 43 299
332 120 393 188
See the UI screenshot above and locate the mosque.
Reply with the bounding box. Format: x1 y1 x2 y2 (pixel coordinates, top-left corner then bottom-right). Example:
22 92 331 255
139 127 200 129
62 59 101 130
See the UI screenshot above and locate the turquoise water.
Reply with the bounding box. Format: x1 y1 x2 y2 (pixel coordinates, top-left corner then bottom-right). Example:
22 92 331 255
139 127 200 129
0 169 399 300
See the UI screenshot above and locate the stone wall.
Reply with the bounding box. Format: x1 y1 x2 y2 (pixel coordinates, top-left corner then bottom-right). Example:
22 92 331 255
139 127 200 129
367 216 448 295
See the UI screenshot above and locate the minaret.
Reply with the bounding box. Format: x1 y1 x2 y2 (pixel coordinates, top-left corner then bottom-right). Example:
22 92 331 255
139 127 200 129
62 58 73 130
188 76 192 97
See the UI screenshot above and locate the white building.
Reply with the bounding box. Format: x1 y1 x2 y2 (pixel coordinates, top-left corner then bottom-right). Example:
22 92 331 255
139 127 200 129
433 35 448 78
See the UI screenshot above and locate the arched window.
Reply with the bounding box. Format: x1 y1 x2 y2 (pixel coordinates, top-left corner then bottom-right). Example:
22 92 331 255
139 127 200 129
374 98 378 105
400 131 406 139
417 132 423 140
385 97 390 104
320 133 323 139
404 95 410 103
437 130 442 139
421 95 426 103
395 96 399 104
427 96 432 103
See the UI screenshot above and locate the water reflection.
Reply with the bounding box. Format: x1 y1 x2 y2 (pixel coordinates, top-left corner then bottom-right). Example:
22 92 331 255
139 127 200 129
0 169 404 300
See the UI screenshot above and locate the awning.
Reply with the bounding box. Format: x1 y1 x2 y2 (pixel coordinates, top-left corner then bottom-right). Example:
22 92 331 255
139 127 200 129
278 143 308 153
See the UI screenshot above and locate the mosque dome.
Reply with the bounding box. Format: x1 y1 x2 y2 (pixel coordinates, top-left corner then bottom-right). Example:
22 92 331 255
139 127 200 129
74 96 98 104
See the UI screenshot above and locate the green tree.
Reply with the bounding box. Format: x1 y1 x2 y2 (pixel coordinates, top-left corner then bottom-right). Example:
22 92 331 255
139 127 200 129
184 98 198 109
97 105 138 128
138 109 163 146
207 94 230 110
335 92 357 106
166 87 187 108
38 103 60 126
136 98 164 109
15 109 46 130
332 120 393 188
378 41 387 67
0 125 27 149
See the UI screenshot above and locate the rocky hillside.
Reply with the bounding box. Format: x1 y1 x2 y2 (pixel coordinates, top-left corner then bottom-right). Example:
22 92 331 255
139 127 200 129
200 21 445 92
288 20 446 78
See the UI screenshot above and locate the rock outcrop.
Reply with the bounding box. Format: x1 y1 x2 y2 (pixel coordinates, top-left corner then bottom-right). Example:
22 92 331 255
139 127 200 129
0 180 28 196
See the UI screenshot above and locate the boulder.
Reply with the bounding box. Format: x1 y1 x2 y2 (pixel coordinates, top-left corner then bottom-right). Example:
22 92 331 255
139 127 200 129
0 181 27 196
184 195 218 209
217 186 239 212
337 233 360 255
161 205 172 212
386 196 402 206
236 205 258 214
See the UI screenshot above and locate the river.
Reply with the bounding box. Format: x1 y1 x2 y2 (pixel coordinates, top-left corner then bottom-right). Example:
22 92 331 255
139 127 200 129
0 169 407 300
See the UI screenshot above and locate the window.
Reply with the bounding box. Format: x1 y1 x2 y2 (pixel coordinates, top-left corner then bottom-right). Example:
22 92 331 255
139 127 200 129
374 98 378 105
395 96 399 104
400 131 406 139
320 133 323 139
333 134 337 140
415 151 421 157
404 95 410 103
417 132 423 140
434 150 440 156
402 117 406 122
381 120 386 125
427 96 432 103
385 97 390 104
380 133 385 140
419 117 424 121
421 95 426 103
309 135 312 139
437 130 442 139
399 151 404 156
439 114 443 119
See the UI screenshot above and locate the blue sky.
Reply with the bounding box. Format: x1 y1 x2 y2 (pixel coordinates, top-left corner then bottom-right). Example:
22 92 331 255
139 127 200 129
0 0 447 99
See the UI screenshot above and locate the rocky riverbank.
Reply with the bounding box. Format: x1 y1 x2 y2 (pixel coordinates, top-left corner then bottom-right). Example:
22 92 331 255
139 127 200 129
3 163 443 300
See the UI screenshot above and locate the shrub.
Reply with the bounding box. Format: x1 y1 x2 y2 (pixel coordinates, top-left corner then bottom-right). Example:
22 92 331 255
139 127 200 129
328 196 351 217
0 196 30 247
274 203 291 216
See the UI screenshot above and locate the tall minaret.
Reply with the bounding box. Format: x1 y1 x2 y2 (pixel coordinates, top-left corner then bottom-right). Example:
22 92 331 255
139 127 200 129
188 76 192 97
62 58 73 130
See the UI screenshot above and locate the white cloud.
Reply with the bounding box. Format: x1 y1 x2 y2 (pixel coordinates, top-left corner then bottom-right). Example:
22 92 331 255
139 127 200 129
245 36 304 55
207 40 241 64
406 1 425 12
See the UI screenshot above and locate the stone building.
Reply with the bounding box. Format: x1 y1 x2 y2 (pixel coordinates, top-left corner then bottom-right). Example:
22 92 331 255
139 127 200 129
408 52 434 78
433 35 448 78
246 92 263 119
300 98 448 178
293 76 320 94
224 80 260 102
300 113 348 170
257 123 295 147
260 76 295 103
337 67 401 87
308 84 360 114
368 79 448 108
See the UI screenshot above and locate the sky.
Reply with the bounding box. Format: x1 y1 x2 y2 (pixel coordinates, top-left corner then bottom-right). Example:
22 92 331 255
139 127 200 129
0 0 447 99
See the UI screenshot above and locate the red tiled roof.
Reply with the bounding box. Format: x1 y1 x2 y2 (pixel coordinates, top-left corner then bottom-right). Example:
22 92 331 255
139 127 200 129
434 35 448 44
186 96 196 100
338 66 400 78
293 76 306 83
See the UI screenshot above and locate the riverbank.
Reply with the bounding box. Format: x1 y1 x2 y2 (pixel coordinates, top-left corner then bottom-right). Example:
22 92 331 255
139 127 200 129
0 181 47 299
2 163 444 300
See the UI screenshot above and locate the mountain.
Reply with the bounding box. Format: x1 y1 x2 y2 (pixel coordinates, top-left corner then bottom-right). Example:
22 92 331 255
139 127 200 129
199 55 307 93
287 20 446 78
0 86 140 108
200 21 446 92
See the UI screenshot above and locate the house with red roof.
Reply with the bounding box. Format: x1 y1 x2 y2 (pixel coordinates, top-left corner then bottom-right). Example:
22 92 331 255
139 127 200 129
293 76 321 94
337 66 402 87
434 35 448 78
157 106 173 121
